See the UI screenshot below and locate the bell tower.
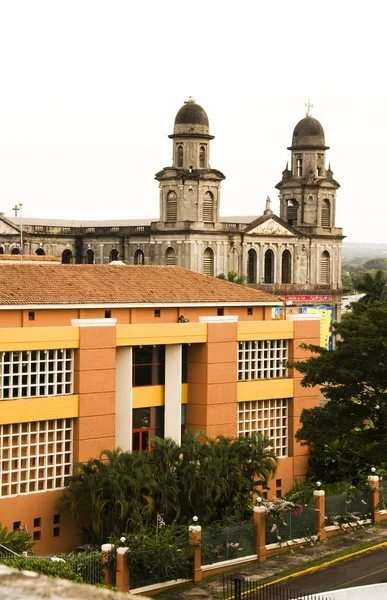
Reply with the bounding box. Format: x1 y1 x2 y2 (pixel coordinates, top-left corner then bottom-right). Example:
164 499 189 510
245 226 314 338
155 97 225 228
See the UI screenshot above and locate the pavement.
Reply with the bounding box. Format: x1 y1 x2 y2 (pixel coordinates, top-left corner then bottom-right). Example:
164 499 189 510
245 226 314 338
155 522 387 599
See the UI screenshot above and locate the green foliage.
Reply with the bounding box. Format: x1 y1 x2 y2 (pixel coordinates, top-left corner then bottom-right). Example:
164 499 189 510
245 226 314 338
0 522 35 554
353 270 387 303
363 258 387 271
341 271 355 294
217 271 246 285
2 557 82 583
60 431 278 543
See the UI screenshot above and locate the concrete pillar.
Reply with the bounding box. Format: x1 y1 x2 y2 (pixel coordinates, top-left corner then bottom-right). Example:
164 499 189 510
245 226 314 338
165 344 182 444
116 547 130 593
368 475 381 523
101 543 114 586
313 490 326 541
189 525 202 582
254 506 267 562
115 347 133 452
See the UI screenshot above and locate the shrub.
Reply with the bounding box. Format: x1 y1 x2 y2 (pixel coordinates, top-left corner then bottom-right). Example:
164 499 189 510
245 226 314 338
2 557 82 583
0 522 35 554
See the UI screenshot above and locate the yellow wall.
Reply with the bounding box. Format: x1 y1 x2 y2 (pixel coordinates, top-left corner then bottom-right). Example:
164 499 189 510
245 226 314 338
117 322 207 346
132 384 188 408
0 394 79 425
237 378 294 402
237 320 294 341
0 326 79 351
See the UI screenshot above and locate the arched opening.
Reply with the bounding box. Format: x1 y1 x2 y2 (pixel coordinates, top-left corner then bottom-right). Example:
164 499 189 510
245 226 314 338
62 249 72 264
110 249 119 262
177 145 183 168
11 247 20 255
35 248 45 256
247 249 257 284
286 199 298 226
0 247 4 254
320 251 330 283
296 156 303 177
166 191 177 222
165 247 176 266
281 249 292 284
86 249 95 264
199 146 206 168
134 249 145 265
203 247 214 276
203 191 214 222
322 199 331 228
264 249 274 284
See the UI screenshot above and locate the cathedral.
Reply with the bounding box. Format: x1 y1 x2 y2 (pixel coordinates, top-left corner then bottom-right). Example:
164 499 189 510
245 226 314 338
0 97 343 319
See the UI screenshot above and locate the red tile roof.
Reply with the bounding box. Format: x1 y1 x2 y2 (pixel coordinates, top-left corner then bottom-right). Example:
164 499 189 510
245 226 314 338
0 264 282 306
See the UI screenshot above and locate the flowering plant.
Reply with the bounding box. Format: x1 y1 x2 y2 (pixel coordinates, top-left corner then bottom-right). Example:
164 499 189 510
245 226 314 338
258 497 305 544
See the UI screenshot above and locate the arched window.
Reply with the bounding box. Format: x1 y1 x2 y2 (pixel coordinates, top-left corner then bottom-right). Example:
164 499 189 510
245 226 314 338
177 145 183 168
165 247 176 266
247 249 257 284
0 247 5 254
264 249 274 283
203 247 214 276
296 156 303 177
199 146 206 168
286 199 298 226
320 251 330 283
11 247 20 255
203 191 214 222
86 249 95 264
110 249 119 262
35 248 45 256
134 249 145 265
166 191 177 222
62 249 72 264
322 199 331 228
281 249 292 284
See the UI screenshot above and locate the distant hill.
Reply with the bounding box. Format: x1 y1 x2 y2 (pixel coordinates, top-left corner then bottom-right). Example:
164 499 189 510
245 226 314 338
343 242 387 261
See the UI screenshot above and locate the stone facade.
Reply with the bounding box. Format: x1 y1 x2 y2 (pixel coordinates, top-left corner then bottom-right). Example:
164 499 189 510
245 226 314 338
0 97 343 316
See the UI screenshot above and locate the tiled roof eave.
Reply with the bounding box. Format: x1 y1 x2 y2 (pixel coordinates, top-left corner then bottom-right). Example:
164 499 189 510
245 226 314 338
0 301 283 310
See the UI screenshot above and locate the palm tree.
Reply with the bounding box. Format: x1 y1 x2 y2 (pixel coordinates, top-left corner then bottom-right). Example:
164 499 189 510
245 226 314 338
355 270 387 304
217 271 246 285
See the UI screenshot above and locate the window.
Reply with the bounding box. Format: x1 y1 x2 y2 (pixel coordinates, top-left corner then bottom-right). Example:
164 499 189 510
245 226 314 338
61 227 71 234
203 192 214 222
0 247 4 254
86 249 94 264
276 479 282 488
61 250 72 264
35 248 45 256
217 308 224 316
264 249 274 284
154 309 160 317
105 310 111 319
321 199 331 228
177 145 183 167
11 247 20 255
53 527 60 537
85 228 95 233
165 247 176 266
28 312 35 321
134 249 145 265
33 531 41 541
166 191 177 222
109 249 119 262
247 307 253 316
0 419 73 497
132 346 165 387
53 514 60 525
320 251 330 283
132 406 164 451
286 199 298 226
281 249 292 284
182 344 188 383
203 247 214 276
247 249 257 284
296 156 303 177
0 349 74 400
238 340 288 381
34 517 41 528
34 226 44 233
199 146 206 168
237 399 288 457
110 227 119 233
13 521 21 530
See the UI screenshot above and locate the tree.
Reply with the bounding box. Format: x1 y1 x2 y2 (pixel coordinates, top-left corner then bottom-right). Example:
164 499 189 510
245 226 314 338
363 257 387 271
353 270 387 303
217 271 246 285
292 302 387 481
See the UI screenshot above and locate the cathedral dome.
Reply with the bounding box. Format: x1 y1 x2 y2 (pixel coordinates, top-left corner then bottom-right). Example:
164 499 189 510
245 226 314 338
290 115 328 150
172 97 211 137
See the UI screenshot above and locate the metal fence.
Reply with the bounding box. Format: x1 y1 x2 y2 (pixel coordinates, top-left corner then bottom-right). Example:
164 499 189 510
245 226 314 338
265 506 315 545
201 522 256 566
128 542 193 590
223 575 334 599
325 491 370 526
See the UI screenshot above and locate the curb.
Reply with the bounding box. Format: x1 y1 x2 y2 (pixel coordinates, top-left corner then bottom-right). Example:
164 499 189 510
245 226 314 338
264 540 387 587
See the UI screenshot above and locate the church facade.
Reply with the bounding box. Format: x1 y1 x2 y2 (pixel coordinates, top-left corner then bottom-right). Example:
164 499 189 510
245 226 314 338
0 98 343 318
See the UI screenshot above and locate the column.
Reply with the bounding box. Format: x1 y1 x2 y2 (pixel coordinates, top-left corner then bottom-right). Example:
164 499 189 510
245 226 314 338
254 506 267 562
99 244 104 265
165 344 182 445
115 347 133 452
313 490 326 541
116 547 130 593
189 525 202 583
368 475 381 523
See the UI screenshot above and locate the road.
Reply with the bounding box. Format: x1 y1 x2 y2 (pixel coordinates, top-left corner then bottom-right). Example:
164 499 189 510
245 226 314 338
279 547 387 596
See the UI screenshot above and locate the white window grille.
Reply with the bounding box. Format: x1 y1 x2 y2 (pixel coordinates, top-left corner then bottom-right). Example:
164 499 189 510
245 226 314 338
320 251 330 283
0 349 74 400
165 248 176 266
238 340 288 381
166 192 177 222
238 399 288 457
203 192 214 222
321 199 331 227
0 419 73 497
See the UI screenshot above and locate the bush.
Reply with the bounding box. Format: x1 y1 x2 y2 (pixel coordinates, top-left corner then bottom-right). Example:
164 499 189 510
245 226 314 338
2 557 82 583
0 522 35 554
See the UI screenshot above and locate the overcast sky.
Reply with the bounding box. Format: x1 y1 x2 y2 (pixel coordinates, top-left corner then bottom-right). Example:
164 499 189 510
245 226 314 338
0 1 385 243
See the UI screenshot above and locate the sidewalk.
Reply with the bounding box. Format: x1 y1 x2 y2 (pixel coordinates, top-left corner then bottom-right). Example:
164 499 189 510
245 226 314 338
155 523 387 599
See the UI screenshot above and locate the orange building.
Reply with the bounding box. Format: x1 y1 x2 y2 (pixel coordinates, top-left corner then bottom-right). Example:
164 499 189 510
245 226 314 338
0 264 320 552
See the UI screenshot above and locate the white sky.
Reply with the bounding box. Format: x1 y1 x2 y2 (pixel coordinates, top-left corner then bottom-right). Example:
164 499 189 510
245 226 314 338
0 0 385 243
